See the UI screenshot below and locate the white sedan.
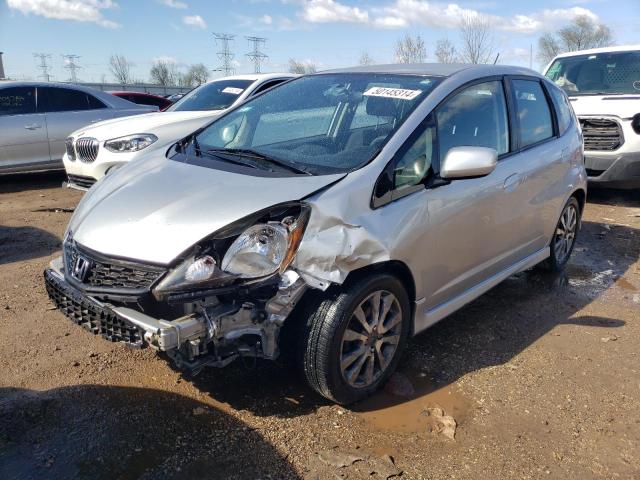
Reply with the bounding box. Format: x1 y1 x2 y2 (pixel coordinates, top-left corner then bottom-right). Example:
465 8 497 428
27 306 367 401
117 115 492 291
63 73 294 189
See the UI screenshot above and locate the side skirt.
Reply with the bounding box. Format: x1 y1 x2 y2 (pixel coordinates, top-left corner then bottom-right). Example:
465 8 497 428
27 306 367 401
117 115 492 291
413 247 550 335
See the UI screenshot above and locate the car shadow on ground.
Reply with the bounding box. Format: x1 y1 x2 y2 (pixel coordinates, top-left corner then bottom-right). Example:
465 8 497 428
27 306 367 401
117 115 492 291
187 218 638 418
0 171 66 194
587 187 639 207
0 225 62 265
0 385 301 480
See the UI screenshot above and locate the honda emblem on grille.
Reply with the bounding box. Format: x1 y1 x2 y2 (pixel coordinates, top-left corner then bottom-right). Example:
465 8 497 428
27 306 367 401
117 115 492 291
72 255 91 282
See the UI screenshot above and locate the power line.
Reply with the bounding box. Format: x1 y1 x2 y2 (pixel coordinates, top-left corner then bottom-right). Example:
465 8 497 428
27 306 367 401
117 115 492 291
213 32 235 76
245 36 268 73
62 54 81 83
33 53 53 81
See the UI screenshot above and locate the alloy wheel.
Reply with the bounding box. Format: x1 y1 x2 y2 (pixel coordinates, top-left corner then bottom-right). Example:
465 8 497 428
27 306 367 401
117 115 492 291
554 203 578 264
339 290 403 389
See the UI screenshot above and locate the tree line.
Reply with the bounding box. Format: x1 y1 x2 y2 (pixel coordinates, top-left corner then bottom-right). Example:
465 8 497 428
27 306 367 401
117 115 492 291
109 15 614 86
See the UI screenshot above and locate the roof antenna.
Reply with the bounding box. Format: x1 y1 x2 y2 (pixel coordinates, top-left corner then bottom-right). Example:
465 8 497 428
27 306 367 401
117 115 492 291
493 53 500 65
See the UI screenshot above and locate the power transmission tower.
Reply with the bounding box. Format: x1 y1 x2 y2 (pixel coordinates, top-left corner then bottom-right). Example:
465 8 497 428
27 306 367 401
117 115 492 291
33 53 53 81
245 36 267 73
62 54 81 83
213 33 235 76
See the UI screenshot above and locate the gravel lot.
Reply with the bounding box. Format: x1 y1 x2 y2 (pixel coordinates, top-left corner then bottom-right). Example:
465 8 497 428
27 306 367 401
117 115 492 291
1 172 638 480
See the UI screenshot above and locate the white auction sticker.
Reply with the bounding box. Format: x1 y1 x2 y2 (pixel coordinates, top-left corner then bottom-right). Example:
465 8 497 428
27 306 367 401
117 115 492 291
222 87 244 95
363 87 422 100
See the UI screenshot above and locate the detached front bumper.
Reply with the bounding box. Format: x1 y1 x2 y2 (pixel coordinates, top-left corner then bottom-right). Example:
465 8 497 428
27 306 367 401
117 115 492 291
45 257 308 371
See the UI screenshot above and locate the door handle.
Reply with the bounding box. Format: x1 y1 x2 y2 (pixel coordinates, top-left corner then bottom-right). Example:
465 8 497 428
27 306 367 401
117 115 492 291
503 173 522 192
24 123 42 130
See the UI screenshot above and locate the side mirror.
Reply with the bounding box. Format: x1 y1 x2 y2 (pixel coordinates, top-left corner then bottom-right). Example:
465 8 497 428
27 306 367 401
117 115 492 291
221 124 238 144
440 146 497 179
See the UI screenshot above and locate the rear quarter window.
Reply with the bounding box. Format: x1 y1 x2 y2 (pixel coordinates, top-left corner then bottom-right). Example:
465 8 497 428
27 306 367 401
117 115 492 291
548 84 573 135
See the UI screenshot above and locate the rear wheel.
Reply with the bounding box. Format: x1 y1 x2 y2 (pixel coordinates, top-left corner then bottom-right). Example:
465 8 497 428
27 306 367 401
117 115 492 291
542 197 581 272
301 273 410 404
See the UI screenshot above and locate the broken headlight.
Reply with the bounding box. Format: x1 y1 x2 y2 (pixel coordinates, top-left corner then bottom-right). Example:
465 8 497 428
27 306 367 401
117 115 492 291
153 203 310 297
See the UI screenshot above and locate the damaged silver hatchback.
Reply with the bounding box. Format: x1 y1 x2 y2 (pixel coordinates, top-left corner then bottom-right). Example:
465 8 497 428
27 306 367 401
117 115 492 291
45 64 586 404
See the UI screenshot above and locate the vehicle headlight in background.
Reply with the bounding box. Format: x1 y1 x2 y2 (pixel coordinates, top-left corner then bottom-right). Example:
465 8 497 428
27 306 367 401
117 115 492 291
104 134 158 153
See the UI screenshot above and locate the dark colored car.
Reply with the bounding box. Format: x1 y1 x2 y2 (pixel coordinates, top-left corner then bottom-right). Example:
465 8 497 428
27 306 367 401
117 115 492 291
109 91 173 111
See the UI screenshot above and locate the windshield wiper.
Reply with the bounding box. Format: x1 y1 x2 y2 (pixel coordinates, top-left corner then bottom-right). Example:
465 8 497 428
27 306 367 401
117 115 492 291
207 148 312 175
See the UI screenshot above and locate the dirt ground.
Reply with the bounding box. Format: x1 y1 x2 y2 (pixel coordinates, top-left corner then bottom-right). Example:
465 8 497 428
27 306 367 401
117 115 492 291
1 172 638 480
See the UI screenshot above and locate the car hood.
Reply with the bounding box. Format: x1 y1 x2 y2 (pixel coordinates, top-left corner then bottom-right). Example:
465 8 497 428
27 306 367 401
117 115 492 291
72 110 224 140
68 154 346 265
568 94 640 119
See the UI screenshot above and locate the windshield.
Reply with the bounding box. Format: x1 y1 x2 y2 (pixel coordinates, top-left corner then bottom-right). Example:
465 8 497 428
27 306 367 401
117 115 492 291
166 79 253 112
192 73 439 175
545 50 640 96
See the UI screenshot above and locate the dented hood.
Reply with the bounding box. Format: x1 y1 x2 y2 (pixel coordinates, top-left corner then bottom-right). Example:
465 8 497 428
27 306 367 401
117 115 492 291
69 155 345 265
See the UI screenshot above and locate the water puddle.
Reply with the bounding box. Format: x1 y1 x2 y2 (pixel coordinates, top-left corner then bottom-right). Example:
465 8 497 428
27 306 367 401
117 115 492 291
353 372 470 434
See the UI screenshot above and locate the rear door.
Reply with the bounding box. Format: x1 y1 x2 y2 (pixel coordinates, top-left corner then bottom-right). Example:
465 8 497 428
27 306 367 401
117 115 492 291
0 86 51 171
503 77 564 256
38 86 110 162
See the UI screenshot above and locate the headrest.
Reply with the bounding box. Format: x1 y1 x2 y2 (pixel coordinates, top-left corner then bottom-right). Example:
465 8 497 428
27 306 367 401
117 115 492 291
366 96 398 117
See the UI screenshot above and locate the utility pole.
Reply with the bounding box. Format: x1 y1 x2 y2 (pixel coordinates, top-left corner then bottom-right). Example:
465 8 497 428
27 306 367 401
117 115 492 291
213 33 235 76
33 53 53 81
62 54 81 83
245 36 267 73
0 52 5 80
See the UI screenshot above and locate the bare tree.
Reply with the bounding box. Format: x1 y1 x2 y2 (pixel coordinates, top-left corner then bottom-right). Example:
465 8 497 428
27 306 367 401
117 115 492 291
394 34 426 64
109 54 133 84
150 60 178 86
537 15 614 65
288 59 316 74
184 63 209 86
359 51 375 65
435 38 458 64
458 14 495 64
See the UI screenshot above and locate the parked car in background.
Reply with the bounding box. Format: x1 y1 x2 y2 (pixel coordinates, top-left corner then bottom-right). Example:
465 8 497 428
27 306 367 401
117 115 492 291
46 64 586 404
108 91 173 111
544 45 640 189
63 73 295 189
0 82 157 174
166 92 186 102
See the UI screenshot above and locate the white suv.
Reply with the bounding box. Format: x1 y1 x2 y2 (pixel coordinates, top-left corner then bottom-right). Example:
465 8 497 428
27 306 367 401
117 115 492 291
63 73 294 189
544 45 640 189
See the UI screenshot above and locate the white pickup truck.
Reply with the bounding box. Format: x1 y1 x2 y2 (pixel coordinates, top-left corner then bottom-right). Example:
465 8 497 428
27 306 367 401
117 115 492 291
544 45 640 189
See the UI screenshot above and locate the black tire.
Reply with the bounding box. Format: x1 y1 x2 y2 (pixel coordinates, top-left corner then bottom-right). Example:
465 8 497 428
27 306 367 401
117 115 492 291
541 196 581 272
300 273 411 404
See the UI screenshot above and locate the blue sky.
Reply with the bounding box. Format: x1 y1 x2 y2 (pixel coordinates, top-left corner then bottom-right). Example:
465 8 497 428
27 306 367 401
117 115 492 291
0 0 638 82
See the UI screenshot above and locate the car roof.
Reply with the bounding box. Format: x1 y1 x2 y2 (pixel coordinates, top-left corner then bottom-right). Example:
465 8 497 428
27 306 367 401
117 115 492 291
318 63 543 79
552 44 640 59
205 73 296 83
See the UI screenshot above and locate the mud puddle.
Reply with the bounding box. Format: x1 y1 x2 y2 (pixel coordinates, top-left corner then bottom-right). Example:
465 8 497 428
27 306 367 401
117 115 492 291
353 372 470 436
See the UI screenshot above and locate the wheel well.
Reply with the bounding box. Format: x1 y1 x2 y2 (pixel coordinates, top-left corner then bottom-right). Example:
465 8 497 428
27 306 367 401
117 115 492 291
572 189 586 214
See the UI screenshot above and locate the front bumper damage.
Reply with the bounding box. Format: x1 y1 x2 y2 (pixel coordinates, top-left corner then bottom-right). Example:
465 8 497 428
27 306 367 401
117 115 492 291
45 256 307 372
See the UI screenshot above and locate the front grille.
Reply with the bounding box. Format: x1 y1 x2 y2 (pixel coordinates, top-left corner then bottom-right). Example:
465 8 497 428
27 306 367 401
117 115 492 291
579 118 624 151
65 137 76 161
45 269 143 347
75 137 99 163
64 241 165 291
67 174 96 189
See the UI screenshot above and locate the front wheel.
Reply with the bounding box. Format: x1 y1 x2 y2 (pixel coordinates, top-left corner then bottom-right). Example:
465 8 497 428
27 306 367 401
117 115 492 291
543 197 581 272
301 273 411 404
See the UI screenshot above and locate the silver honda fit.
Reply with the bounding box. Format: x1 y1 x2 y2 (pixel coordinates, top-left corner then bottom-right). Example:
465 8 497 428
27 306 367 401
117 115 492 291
45 64 586 404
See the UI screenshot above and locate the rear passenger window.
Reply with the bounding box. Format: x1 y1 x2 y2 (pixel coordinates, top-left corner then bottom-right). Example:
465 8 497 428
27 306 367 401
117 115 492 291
0 87 36 116
548 85 572 135
436 81 509 159
87 94 106 110
40 87 102 112
512 80 554 147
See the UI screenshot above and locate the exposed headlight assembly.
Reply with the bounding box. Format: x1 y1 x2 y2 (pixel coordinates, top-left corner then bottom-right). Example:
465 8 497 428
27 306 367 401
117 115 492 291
153 203 310 298
104 134 158 153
